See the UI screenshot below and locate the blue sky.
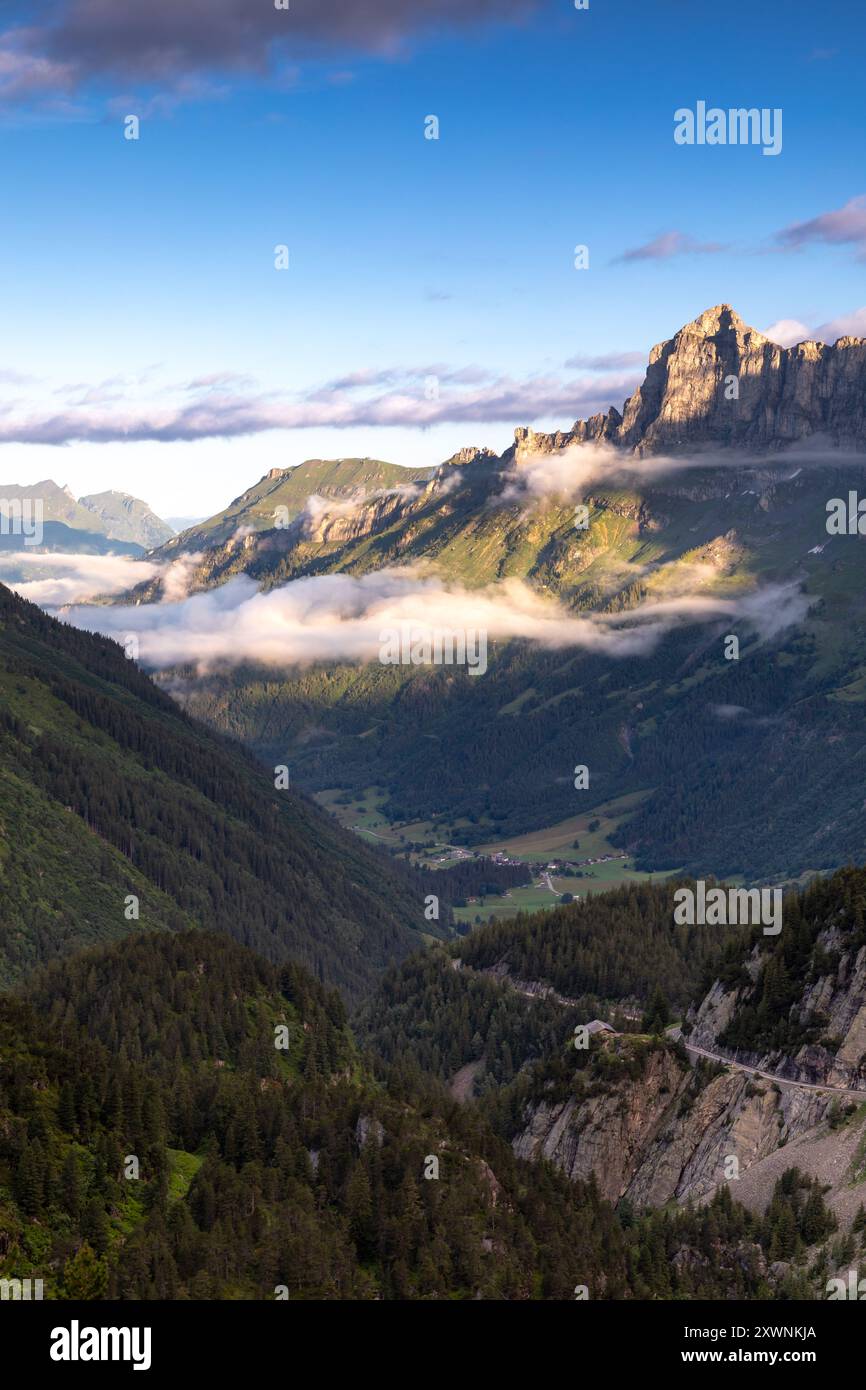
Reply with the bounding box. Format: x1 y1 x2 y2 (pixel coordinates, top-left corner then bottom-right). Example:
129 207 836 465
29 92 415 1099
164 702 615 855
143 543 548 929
1 0 865 517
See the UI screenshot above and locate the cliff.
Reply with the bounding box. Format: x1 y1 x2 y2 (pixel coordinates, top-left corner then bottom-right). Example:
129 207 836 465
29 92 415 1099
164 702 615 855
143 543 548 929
507 305 866 459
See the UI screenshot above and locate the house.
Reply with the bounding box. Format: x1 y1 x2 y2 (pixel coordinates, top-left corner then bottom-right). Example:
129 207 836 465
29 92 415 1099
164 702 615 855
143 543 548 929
586 1020 616 1036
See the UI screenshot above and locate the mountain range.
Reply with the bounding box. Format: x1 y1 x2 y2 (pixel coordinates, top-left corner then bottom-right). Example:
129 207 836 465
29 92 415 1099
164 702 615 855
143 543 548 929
0 480 173 554
103 305 866 888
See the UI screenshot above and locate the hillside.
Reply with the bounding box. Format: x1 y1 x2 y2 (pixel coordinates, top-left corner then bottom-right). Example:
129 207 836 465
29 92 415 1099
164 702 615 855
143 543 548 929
359 867 866 1226
0 582 427 1000
158 457 434 559
0 521 143 557
0 926 840 1301
0 929 633 1301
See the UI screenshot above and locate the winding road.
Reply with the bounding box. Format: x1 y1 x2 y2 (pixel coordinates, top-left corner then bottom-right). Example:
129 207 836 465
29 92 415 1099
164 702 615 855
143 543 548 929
683 1040 866 1103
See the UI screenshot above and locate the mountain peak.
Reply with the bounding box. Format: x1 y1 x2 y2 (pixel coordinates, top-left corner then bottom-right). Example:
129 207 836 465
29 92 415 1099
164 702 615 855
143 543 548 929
682 305 758 339
516 304 866 456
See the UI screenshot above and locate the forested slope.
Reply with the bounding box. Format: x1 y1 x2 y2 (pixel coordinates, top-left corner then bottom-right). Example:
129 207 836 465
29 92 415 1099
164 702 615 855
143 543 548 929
0 928 831 1300
0 584 424 999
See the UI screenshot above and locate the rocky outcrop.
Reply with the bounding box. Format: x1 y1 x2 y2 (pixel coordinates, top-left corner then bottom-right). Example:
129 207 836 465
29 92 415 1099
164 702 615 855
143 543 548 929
506 305 866 460
514 910 866 1210
513 1046 691 1202
513 1043 831 1208
444 446 499 466
689 935 866 1092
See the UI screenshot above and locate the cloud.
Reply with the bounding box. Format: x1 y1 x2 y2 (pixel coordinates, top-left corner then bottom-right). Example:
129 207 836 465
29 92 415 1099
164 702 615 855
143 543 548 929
298 473 462 540
0 366 641 445
499 443 615 504
0 550 158 605
0 1 540 102
813 306 866 341
616 231 728 263
159 552 204 601
775 196 866 258
298 491 371 539
0 367 37 385
501 441 727 505
498 439 866 508
0 33 77 103
186 370 255 392
762 318 812 348
59 565 811 675
0 547 208 607
762 307 866 347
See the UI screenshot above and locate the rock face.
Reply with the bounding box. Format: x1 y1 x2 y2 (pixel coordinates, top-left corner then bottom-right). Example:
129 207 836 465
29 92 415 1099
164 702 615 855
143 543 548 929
513 1044 831 1209
689 935 866 1092
506 305 866 458
513 911 866 1211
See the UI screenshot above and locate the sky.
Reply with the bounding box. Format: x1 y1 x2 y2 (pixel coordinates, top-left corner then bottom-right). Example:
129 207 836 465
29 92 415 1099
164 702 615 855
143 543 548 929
1 0 865 518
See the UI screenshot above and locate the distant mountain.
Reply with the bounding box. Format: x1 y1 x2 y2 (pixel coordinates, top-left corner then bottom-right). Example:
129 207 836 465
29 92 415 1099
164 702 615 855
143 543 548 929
0 479 172 554
0 480 99 532
120 307 866 884
0 582 429 1000
79 489 174 549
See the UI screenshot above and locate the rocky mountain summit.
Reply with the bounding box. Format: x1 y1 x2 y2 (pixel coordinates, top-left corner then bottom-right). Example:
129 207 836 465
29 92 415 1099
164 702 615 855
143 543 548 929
156 305 866 585
508 305 866 460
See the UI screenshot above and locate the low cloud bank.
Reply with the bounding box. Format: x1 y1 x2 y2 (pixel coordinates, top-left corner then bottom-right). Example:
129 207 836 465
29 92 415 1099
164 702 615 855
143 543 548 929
0 551 159 606
499 439 866 505
61 567 811 673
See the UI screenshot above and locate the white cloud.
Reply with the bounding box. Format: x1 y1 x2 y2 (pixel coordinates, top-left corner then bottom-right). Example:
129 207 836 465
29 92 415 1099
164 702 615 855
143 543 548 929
0 551 158 606
61 567 811 673
762 318 811 347
763 308 866 347
499 439 866 508
813 306 866 341
159 552 204 601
